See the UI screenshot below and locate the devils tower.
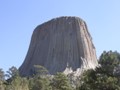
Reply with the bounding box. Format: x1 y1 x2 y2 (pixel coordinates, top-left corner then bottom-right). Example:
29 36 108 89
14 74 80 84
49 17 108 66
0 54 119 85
19 16 98 76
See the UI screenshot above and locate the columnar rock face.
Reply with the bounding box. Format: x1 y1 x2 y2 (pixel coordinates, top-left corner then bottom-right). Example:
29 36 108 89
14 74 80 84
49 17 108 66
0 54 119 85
19 16 98 76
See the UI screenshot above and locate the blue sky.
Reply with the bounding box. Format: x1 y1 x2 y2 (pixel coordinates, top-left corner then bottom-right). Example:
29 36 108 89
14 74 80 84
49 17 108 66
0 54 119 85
0 0 120 71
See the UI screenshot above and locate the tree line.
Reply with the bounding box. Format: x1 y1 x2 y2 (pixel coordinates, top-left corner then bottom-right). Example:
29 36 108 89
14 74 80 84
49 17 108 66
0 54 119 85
0 51 120 90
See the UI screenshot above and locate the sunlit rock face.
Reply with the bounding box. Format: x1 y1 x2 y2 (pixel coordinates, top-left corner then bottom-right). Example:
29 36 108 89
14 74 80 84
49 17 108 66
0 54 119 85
19 16 98 76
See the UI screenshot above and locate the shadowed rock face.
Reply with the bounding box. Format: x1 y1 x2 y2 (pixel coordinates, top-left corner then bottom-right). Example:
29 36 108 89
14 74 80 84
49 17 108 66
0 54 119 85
19 16 98 76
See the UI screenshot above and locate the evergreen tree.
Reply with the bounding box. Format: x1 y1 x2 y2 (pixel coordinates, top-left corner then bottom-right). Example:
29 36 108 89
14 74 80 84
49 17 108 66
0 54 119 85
0 68 5 90
79 51 120 90
29 65 51 90
99 51 120 76
52 72 72 90
6 76 29 90
5 67 29 90
30 65 48 77
6 66 19 79
29 76 52 90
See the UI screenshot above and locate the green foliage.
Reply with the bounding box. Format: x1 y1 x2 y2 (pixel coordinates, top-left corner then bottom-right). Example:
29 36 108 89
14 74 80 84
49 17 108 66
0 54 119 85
29 76 52 90
27 65 52 90
5 75 29 90
99 51 120 76
6 66 19 78
0 83 5 90
30 65 48 77
79 69 120 90
1 51 120 90
0 68 5 90
0 68 5 81
52 72 73 90
5 66 29 90
79 51 120 90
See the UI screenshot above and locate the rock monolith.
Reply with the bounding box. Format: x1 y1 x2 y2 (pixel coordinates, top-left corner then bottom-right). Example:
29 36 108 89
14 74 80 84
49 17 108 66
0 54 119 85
19 16 98 76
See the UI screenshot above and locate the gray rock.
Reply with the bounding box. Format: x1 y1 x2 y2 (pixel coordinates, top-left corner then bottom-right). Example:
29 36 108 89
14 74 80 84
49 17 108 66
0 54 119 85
19 16 98 76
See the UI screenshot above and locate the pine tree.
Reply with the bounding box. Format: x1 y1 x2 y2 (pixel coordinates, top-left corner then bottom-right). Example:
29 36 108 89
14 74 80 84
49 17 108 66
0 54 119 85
79 51 120 90
52 72 73 90
0 68 5 90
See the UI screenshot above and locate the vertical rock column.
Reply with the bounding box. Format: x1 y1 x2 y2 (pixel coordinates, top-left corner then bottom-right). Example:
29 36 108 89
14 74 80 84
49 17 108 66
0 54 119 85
19 16 98 76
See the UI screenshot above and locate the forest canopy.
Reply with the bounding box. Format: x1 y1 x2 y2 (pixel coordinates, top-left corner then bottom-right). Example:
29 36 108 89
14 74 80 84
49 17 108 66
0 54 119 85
0 51 120 90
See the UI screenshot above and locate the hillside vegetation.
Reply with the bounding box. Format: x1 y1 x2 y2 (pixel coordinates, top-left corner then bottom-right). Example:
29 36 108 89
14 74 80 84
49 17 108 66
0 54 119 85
0 51 120 90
